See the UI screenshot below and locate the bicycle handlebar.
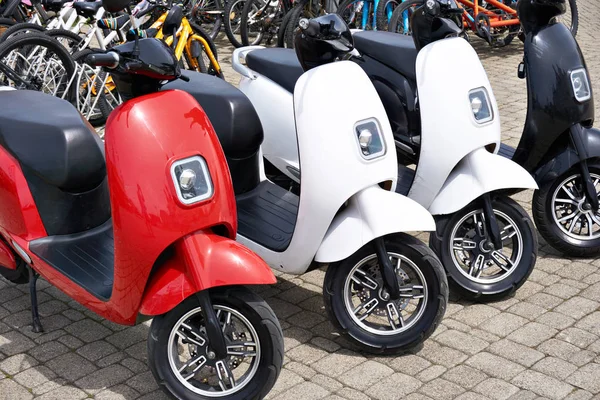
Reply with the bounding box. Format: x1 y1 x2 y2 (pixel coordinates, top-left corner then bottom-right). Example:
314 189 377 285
85 52 120 69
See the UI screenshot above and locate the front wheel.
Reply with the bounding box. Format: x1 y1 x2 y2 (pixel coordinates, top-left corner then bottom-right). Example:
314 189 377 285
532 162 600 257
148 287 283 400
324 233 448 355
430 195 537 301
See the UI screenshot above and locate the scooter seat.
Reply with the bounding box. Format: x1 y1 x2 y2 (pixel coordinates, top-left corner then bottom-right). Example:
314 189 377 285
0 90 106 192
353 31 418 81
245 48 304 94
73 0 103 18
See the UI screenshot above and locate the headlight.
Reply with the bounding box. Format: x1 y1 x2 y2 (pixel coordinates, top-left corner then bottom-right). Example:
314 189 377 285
170 156 213 205
570 68 591 103
355 119 386 160
468 87 493 124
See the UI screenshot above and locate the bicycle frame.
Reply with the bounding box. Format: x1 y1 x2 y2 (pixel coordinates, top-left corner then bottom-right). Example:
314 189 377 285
456 0 519 29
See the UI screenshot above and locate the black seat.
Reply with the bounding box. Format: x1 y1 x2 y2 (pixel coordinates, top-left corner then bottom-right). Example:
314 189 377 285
41 0 71 12
30 220 114 300
162 71 264 194
354 31 418 81
73 0 103 18
0 90 110 235
245 48 304 93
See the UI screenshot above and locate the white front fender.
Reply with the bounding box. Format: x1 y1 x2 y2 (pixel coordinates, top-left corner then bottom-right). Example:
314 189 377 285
428 148 538 216
315 185 435 263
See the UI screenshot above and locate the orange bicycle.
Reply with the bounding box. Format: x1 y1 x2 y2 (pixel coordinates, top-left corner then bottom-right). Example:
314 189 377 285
386 0 577 47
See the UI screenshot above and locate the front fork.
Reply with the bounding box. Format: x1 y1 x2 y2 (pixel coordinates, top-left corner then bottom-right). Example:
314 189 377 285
481 193 503 250
196 291 228 360
373 237 400 300
570 124 600 211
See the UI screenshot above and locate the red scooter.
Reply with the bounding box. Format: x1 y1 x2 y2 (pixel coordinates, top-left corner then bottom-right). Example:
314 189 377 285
0 51 283 399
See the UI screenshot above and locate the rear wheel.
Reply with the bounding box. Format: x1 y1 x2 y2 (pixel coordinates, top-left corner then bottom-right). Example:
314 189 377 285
324 234 448 355
0 22 45 44
0 18 16 37
533 162 600 257
148 287 283 400
336 0 374 30
375 0 399 31
430 195 537 300
387 0 422 34
224 0 247 47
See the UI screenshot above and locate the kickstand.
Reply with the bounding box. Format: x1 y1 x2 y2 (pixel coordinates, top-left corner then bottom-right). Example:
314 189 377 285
28 267 44 333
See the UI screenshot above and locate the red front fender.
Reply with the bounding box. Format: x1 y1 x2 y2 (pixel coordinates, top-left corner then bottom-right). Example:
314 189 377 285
139 231 275 316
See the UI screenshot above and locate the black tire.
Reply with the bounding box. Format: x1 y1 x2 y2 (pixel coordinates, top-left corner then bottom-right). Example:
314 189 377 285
430 195 537 301
192 0 223 40
375 0 399 31
283 0 321 48
0 32 75 97
532 162 600 257
0 258 29 284
189 21 224 78
336 0 374 30
0 22 44 44
224 0 247 47
387 0 422 33
240 0 287 46
0 18 16 38
45 28 83 54
567 0 578 37
276 5 294 47
148 287 283 400
70 49 113 126
323 233 448 355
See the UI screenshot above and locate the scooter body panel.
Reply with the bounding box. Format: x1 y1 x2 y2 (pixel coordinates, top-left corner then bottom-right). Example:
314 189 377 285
139 231 276 316
239 61 426 274
411 37 501 209
238 74 299 181
515 22 595 173
315 184 435 262
429 148 538 215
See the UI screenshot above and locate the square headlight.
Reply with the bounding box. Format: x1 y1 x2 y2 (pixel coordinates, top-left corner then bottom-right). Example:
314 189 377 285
170 156 213 205
570 68 591 102
354 119 386 160
468 87 493 124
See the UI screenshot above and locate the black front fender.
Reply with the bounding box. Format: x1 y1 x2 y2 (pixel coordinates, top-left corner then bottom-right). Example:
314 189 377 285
534 126 600 186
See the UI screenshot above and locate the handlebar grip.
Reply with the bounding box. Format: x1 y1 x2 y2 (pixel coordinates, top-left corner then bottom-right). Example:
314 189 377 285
85 52 120 69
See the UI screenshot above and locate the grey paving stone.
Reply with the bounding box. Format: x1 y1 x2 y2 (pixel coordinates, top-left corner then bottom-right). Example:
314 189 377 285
527 293 564 310
555 263 597 281
387 354 432 376
507 302 548 320
473 378 520 400
75 340 117 362
557 328 598 349
126 371 159 394
419 378 465 400
566 364 600 394
104 324 147 350
532 357 578 380
575 311 600 335
27 341 69 363
285 361 317 380
443 365 488 389
0 331 36 356
0 378 34 400
455 392 489 400
415 365 447 382
511 370 574 400
338 360 394 390
74 364 134 394
309 374 343 392
536 311 577 330
286 343 329 365
508 322 558 347
555 298 600 320
0 354 38 375
94 384 140 400
488 339 545 367
479 313 529 337
545 284 582 300
435 329 489 355
564 389 593 400
120 357 147 374
272 382 330 400
63 319 111 343
417 341 469 368
537 339 582 360
580 283 600 302
451 305 501 327
36 386 88 400
266 368 304 397
283 326 312 350
365 373 422 400
12 366 56 389
311 351 366 378
45 353 97 381
465 353 526 380
336 387 371 400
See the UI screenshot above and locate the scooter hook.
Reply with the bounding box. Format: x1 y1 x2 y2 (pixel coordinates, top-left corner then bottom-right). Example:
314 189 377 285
28 267 44 333
373 237 401 301
482 194 503 251
196 291 228 360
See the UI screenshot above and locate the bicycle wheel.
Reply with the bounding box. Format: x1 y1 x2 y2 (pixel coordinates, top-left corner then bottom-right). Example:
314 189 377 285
240 0 286 46
224 0 247 47
0 22 44 44
189 21 224 78
276 4 293 47
70 49 120 127
388 0 422 34
375 0 399 31
283 0 323 48
0 32 74 98
0 18 16 38
559 0 578 37
336 0 375 30
191 0 223 40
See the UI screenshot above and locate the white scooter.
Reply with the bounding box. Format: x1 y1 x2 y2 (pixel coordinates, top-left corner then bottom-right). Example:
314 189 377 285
232 10 539 300
217 25 448 354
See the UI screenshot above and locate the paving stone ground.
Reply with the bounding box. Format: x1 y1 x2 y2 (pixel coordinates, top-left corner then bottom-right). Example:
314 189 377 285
2 2 600 398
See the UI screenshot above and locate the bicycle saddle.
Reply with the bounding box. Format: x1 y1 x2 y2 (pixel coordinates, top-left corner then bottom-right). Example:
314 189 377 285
73 0 103 18
163 5 183 36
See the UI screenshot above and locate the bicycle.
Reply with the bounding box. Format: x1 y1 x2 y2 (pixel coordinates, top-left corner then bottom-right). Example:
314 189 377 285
238 0 291 47
387 0 578 46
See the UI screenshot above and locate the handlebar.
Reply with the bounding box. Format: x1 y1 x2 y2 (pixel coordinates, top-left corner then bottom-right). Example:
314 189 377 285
85 52 120 69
